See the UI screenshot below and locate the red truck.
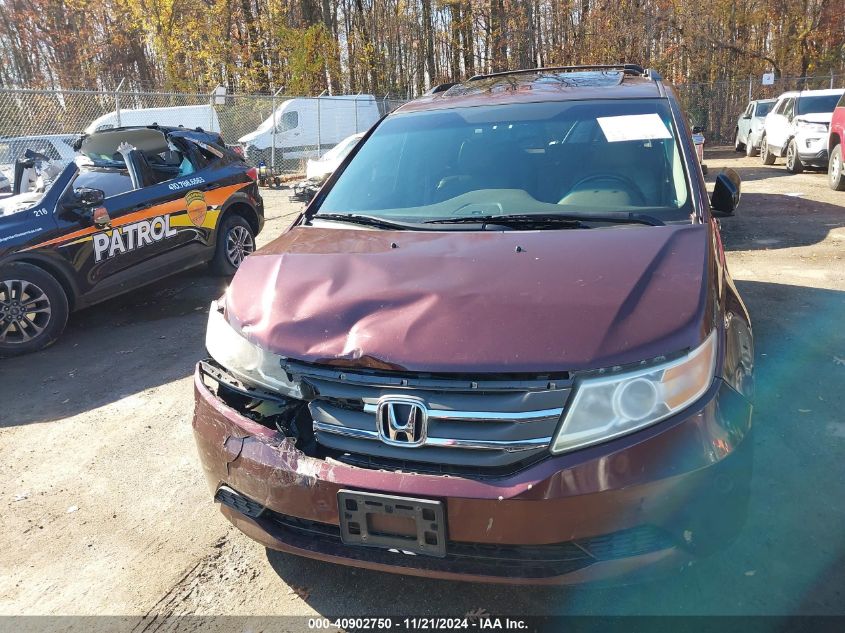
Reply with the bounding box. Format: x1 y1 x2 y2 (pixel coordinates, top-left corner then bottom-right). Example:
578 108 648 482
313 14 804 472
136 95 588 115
829 91 845 190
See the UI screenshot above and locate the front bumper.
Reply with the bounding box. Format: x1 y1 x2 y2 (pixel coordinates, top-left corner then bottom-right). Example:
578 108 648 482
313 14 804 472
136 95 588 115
798 148 829 167
797 135 829 166
192 365 753 585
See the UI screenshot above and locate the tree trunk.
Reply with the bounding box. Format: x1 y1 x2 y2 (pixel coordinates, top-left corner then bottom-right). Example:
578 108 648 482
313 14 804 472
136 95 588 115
421 0 436 86
461 1 475 76
490 0 507 72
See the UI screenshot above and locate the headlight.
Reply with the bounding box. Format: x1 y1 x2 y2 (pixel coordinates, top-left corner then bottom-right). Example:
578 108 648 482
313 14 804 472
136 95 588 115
551 330 717 454
205 301 302 398
795 120 828 133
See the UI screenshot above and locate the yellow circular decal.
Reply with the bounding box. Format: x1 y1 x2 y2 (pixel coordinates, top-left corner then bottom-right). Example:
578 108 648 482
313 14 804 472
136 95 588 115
185 190 208 227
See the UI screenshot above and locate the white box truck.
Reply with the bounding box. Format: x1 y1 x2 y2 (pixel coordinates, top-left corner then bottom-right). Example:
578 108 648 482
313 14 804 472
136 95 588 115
237 95 380 168
85 105 221 134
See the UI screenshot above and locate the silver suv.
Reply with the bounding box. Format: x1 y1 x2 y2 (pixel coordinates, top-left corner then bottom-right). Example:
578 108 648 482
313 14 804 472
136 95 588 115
734 99 775 157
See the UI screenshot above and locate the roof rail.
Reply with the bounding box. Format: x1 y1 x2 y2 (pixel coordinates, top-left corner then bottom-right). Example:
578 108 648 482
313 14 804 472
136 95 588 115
468 64 649 81
424 82 459 95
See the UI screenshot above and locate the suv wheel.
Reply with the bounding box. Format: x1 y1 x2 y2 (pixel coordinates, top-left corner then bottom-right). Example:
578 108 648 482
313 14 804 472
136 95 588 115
211 214 256 276
0 263 69 357
734 130 745 152
785 139 803 174
745 136 758 157
830 145 845 191
761 137 776 165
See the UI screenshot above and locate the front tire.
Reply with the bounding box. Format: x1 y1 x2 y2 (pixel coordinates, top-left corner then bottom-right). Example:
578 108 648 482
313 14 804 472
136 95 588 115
785 139 803 174
761 137 776 165
829 145 845 191
745 135 758 157
210 214 256 276
0 263 69 357
734 130 745 152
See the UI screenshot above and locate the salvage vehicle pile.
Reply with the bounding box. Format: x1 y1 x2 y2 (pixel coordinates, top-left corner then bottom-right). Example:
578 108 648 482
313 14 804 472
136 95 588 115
191 65 756 584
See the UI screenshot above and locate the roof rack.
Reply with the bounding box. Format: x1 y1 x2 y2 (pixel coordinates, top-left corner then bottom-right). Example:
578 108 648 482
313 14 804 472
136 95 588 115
424 82 460 95
468 64 662 82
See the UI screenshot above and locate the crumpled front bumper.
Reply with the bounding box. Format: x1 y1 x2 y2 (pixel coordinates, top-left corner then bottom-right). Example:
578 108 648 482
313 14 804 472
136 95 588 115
192 364 753 585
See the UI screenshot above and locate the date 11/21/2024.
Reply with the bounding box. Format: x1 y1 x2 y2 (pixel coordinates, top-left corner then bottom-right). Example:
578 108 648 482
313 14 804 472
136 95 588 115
308 617 529 630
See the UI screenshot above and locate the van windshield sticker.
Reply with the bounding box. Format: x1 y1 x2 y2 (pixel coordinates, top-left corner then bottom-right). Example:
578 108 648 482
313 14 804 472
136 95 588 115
596 113 673 143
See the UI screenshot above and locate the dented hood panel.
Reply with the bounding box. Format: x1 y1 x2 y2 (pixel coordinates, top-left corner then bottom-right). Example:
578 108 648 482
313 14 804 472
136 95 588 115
227 224 711 373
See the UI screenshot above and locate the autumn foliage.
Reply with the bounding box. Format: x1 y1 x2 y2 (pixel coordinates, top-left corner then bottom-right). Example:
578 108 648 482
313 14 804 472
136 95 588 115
1 0 843 95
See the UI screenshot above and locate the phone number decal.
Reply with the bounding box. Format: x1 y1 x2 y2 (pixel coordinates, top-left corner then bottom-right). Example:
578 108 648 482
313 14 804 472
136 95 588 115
168 176 206 191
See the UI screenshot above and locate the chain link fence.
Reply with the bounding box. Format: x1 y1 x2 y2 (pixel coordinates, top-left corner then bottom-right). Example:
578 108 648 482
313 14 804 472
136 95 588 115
1 73 843 179
675 73 845 145
0 87 406 176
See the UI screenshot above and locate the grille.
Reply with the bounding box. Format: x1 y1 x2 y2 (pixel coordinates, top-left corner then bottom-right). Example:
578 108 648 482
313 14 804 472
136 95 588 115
262 511 677 579
285 361 572 469
334 450 547 479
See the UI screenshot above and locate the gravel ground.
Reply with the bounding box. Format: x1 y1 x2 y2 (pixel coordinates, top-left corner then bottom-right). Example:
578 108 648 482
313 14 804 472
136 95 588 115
1 148 844 621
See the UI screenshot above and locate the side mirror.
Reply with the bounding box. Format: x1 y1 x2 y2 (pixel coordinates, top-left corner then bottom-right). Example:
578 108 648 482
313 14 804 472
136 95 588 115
63 187 107 223
742 114 752 120
711 168 741 215
74 187 105 208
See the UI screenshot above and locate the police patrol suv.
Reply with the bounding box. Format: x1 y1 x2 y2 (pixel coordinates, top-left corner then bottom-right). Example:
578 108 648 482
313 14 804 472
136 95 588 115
0 126 264 356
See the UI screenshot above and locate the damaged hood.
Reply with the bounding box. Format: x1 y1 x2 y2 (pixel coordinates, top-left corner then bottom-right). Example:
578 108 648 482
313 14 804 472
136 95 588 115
226 224 712 373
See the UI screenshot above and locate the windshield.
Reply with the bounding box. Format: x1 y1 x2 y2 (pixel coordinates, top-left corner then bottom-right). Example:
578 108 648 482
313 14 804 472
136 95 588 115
755 101 774 117
796 94 842 115
317 99 692 223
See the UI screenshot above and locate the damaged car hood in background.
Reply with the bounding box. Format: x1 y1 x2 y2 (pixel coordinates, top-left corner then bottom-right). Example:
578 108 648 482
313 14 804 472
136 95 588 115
226 224 712 373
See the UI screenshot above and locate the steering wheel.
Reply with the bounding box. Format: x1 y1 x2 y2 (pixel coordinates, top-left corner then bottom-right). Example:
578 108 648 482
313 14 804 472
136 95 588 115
560 174 647 206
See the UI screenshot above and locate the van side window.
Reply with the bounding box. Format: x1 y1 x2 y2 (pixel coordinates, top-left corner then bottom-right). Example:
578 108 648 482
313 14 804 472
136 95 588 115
783 99 795 119
277 111 299 132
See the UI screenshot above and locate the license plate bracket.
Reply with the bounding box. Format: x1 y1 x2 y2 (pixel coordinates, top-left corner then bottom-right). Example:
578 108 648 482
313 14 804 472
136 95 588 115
337 490 446 558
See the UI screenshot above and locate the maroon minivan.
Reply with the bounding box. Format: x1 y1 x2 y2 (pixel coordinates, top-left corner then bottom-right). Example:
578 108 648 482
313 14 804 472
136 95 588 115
193 65 755 584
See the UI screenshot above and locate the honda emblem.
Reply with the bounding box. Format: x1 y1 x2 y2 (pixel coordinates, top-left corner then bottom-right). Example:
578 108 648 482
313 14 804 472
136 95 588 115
376 397 428 447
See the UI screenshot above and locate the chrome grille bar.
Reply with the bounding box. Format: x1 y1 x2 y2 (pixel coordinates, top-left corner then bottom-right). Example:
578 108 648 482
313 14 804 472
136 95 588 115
362 403 563 423
313 421 551 452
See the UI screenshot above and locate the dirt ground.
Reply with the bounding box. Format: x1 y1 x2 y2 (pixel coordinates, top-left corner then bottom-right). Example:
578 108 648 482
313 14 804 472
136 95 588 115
2 148 844 620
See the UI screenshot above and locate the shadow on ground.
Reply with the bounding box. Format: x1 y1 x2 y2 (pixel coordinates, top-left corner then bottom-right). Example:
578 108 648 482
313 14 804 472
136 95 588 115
718 192 845 251
0 268 227 427
264 280 845 616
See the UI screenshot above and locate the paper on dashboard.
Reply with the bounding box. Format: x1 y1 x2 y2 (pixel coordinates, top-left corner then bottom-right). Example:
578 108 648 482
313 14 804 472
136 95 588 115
596 113 673 143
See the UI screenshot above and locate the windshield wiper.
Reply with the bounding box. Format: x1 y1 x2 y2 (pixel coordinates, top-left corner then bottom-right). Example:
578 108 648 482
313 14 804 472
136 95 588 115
310 213 423 230
426 212 665 227
426 214 584 228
